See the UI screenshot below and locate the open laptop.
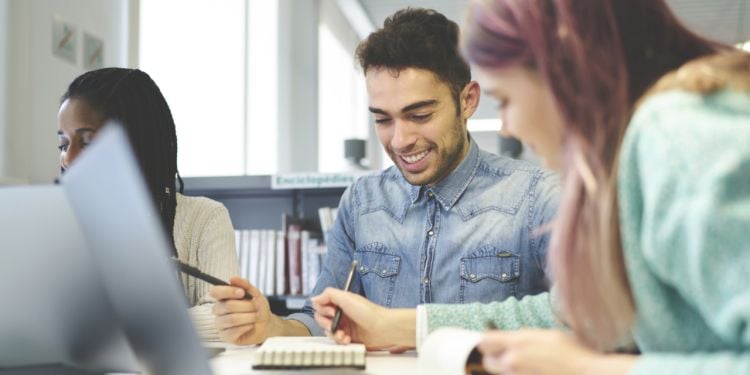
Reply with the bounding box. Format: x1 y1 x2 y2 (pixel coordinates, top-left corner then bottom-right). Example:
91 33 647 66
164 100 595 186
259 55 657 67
1 123 212 374
59 123 212 375
0 185 137 373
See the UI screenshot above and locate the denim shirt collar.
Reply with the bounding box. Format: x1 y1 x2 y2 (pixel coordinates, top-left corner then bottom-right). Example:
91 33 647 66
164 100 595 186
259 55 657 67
409 138 480 210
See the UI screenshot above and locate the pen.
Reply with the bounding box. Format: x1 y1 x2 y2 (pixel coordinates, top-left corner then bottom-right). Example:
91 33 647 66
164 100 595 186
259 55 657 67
170 257 253 300
330 260 358 333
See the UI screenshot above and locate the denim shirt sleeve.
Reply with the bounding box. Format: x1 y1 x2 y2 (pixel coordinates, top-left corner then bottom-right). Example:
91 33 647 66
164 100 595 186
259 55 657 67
528 172 560 275
286 182 360 336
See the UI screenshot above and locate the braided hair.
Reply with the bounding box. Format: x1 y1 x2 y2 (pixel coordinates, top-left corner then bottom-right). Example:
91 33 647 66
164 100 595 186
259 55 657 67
62 68 184 257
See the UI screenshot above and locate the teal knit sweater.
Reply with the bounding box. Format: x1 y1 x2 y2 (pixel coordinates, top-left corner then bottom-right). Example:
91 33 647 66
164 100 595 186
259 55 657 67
426 89 750 374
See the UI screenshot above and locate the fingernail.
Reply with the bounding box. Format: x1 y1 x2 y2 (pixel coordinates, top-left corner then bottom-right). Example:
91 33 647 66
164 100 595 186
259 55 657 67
235 289 244 297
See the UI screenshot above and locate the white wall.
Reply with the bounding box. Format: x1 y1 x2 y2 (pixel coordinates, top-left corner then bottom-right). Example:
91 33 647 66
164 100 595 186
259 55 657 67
2 0 129 184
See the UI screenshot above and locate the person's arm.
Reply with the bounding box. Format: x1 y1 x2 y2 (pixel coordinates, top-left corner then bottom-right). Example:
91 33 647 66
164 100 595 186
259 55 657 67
182 200 241 341
193 202 241 304
425 291 558 333
620 91 750 374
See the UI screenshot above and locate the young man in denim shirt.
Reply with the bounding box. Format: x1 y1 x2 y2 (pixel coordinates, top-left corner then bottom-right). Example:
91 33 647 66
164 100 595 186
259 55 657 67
211 8 559 346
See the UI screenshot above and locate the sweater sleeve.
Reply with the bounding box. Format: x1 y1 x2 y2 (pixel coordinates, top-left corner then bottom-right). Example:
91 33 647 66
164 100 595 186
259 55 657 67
194 203 241 305
189 202 241 341
624 91 750 374
425 292 558 333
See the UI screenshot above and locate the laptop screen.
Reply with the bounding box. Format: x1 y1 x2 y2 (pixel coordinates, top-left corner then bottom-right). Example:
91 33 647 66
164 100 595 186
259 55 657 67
61 123 211 375
0 185 136 372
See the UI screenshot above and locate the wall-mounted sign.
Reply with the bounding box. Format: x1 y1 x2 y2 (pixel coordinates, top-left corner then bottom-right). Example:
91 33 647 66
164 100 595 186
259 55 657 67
271 171 371 190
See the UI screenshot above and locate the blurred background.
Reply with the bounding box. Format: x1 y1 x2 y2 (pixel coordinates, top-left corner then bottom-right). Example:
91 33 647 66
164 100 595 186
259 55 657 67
0 0 748 185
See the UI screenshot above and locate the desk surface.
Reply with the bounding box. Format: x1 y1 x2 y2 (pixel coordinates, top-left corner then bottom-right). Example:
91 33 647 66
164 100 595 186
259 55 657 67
211 347 419 374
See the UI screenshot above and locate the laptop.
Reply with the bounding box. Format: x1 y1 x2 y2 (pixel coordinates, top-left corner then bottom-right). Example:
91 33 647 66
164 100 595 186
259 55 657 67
60 123 212 375
0 123 212 374
0 185 137 373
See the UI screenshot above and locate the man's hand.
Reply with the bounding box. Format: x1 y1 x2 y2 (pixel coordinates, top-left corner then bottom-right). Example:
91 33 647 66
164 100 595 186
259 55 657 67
312 287 416 350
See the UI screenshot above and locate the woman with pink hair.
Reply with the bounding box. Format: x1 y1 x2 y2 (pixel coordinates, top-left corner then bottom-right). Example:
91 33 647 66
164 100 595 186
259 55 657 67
313 0 750 373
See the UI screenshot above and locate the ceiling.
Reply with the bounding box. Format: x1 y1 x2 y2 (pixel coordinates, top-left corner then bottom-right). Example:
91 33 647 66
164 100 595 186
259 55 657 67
358 0 750 45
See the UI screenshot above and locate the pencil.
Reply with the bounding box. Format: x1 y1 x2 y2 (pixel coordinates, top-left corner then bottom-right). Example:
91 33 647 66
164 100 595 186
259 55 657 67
171 257 253 300
330 260 358 332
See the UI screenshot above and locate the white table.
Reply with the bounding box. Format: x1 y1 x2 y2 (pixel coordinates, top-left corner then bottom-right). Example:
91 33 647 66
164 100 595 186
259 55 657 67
211 346 419 374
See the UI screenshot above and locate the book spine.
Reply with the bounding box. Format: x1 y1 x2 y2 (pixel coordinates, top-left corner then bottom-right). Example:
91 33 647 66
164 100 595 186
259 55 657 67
264 229 276 296
287 224 302 295
275 230 287 296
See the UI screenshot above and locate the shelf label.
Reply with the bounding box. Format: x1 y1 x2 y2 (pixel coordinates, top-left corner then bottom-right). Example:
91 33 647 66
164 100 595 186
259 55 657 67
271 172 370 190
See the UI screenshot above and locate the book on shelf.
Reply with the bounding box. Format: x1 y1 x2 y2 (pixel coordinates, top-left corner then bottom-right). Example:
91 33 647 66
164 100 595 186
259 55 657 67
275 229 287 296
287 222 303 295
257 229 268 294
232 209 335 299
248 230 260 286
263 229 276 296
301 231 327 296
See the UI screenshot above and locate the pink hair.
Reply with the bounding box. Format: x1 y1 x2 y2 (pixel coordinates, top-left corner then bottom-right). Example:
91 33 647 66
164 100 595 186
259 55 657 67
463 0 724 349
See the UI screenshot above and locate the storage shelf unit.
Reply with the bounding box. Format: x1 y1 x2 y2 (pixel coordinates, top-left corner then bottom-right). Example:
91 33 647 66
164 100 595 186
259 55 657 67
182 175 346 231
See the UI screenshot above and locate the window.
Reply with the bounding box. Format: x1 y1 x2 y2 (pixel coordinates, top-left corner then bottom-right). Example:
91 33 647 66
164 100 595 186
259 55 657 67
140 0 280 177
317 21 368 172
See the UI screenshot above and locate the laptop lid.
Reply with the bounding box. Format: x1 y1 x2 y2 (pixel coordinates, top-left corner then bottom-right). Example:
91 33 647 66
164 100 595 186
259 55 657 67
60 123 211 375
0 185 137 372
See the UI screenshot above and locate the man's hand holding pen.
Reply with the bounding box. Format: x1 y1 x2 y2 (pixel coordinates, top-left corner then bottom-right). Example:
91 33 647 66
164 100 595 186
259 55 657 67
311 285 417 353
312 287 391 348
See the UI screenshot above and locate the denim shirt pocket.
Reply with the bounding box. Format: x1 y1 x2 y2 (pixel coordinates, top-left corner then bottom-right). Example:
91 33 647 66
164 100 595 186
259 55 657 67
459 249 520 303
354 242 401 307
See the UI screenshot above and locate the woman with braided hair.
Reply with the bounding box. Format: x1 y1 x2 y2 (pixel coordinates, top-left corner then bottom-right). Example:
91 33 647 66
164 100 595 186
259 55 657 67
57 67 239 340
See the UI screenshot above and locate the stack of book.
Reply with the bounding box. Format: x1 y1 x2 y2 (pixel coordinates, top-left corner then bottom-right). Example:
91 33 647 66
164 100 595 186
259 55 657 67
233 208 337 297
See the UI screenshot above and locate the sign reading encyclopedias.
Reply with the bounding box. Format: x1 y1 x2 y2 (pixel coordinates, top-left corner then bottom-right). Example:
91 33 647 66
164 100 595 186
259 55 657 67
271 172 371 190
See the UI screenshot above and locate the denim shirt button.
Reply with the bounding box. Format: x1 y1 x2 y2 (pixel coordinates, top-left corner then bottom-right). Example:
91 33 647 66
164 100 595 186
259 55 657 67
423 277 429 284
470 274 477 280
381 269 387 275
359 266 365 272
501 273 508 280
428 230 434 236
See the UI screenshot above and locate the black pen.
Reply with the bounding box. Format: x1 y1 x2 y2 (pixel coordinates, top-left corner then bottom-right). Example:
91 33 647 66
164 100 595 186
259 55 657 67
171 257 253 300
330 260 358 332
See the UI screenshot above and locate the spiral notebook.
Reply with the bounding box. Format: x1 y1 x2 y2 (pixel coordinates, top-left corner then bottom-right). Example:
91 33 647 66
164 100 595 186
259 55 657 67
252 337 366 370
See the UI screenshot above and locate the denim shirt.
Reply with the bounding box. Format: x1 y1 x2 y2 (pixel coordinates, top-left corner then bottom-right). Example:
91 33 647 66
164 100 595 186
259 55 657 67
289 139 559 335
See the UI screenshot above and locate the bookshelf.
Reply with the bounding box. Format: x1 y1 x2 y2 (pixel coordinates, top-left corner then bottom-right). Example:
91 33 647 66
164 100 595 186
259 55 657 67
182 175 346 231
182 175 347 315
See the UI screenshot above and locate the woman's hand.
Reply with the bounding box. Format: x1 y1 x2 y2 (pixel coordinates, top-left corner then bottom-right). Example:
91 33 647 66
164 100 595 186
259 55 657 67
477 329 636 375
312 287 416 351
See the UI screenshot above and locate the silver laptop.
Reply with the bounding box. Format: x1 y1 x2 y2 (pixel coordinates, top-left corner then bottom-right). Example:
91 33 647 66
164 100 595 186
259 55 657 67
0 123 212 374
60 123 212 375
0 184 137 373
